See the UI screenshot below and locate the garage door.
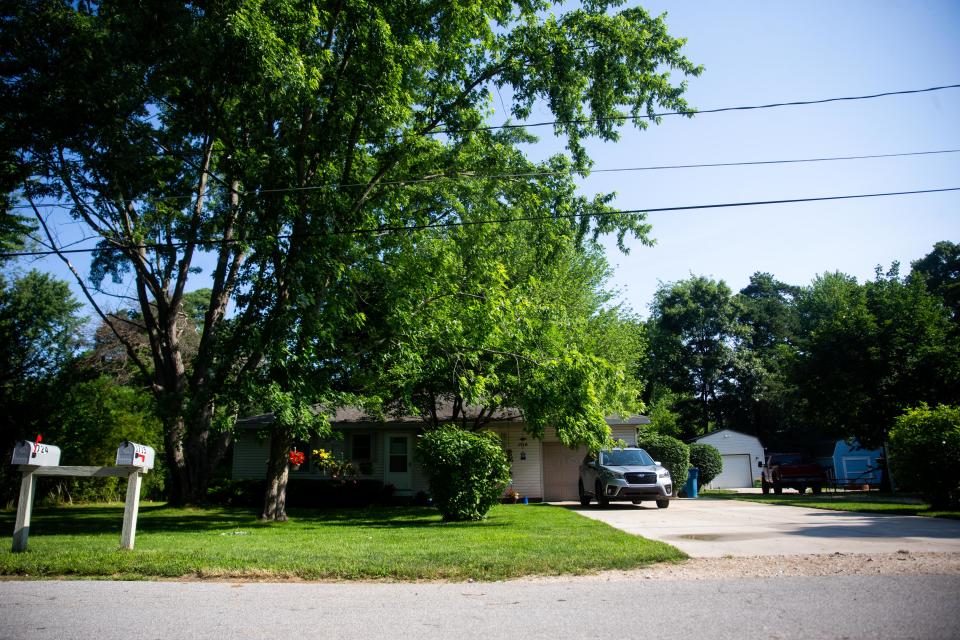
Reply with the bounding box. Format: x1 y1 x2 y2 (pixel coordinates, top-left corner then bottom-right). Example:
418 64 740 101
542 443 586 501
709 454 753 489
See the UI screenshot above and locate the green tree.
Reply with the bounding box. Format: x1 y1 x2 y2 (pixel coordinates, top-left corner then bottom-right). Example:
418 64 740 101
45 375 166 501
0 213 35 260
647 276 741 436
793 267 958 449
911 240 960 320
0 270 83 388
644 390 688 439
370 240 645 450
727 272 802 444
2 1 699 511
0 270 85 499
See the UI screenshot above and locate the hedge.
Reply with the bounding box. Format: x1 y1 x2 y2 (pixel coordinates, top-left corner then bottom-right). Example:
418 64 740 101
889 404 960 509
415 426 511 521
689 443 723 489
636 431 689 496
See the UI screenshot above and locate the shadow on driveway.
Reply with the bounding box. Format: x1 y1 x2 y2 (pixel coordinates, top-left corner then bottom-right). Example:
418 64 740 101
562 499 960 556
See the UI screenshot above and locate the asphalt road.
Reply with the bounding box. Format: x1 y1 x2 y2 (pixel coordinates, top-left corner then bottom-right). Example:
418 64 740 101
570 498 960 557
1 575 958 639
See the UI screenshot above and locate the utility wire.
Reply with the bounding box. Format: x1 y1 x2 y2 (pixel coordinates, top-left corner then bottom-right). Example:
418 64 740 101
9 148 960 210
17 82 960 162
5 186 958 259
428 83 960 137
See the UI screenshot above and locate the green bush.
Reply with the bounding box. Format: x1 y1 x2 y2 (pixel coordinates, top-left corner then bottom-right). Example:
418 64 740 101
415 426 511 521
636 431 689 496
689 443 723 489
43 376 166 503
889 404 960 509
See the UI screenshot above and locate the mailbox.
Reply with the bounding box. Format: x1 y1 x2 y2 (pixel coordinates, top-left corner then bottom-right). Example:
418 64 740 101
116 441 155 470
11 440 61 466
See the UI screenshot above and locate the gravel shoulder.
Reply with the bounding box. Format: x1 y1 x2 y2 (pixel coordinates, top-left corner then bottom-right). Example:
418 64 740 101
515 551 960 583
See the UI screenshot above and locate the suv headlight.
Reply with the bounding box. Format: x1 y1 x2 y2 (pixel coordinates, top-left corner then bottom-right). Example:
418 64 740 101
606 470 624 479
658 469 671 478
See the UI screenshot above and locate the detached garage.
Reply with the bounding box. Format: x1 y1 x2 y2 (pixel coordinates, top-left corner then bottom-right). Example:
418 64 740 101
693 429 765 489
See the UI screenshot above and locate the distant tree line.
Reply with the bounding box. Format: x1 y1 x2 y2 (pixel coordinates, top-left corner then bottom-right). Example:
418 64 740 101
644 240 960 452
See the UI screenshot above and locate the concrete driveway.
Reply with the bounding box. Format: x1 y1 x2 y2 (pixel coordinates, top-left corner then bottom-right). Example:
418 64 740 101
568 498 960 557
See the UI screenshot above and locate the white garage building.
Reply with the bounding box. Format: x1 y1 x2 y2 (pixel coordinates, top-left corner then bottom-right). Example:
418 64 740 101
692 429 765 489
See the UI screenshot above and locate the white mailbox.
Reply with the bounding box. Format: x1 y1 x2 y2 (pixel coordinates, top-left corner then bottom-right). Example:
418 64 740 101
116 441 155 470
11 440 61 466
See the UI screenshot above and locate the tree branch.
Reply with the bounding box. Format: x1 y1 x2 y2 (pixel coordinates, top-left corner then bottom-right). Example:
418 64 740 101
29 198 153 383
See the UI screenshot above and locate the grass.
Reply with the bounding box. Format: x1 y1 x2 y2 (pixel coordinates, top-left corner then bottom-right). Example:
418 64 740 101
703 490 960 519
0 502 685 581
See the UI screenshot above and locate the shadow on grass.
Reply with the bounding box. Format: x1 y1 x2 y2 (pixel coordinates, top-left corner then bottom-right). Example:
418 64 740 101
0 504 514 536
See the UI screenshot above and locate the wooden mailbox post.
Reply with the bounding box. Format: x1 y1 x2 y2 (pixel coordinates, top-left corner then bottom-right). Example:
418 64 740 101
10 440 155 553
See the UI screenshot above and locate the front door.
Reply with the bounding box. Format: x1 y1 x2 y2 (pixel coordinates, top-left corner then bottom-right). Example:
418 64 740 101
384 433 413 492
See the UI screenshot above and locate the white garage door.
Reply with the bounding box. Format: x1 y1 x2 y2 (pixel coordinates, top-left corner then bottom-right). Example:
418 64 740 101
708 454 753 489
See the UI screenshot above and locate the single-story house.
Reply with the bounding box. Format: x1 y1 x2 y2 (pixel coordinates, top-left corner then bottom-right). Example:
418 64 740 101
815 439 883 487
232 408 648 502
691 429 765 489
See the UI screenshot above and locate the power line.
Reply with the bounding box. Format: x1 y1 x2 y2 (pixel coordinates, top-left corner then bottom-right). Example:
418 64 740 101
427 83 960 137
5 185 958 259
13 82 960 163
10 147 960 211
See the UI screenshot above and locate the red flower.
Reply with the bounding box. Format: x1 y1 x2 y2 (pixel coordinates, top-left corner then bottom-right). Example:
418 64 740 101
289 450 305 466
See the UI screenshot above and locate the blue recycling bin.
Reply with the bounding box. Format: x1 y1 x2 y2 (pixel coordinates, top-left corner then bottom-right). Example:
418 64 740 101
683 467 699 498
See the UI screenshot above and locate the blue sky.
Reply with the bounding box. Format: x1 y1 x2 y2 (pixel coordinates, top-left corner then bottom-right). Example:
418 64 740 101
573 0 960 315
13 0 960 323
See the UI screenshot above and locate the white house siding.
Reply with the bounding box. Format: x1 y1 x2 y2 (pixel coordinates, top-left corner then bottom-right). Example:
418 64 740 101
611 425 638 446
232 430 271 479
233 418 647 501
693 429 765 488
490 423 542 501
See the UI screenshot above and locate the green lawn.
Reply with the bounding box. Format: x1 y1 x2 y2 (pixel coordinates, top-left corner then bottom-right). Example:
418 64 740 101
0 503 685 581
705 491 960 519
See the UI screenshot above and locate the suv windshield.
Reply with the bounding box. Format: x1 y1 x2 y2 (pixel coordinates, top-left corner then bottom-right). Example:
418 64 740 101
600 449 654 467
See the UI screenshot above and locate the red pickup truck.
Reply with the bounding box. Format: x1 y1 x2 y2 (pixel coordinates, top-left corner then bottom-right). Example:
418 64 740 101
759 453 827 495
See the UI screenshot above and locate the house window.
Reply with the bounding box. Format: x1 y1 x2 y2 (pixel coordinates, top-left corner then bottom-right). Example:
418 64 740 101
352 433 373 475
389 436 408 473
352 433 372 461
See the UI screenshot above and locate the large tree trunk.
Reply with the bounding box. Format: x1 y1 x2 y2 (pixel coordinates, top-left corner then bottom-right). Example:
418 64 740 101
261 429 293 521
163 397 232 506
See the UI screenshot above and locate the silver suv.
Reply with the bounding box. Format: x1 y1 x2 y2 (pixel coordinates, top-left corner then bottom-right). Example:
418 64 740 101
579 447 672 508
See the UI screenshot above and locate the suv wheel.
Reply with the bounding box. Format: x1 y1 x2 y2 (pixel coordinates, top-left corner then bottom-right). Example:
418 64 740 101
578 480 591 506
595 481 609 507
656 499 670 509
812 484 823 495
774 484 783 495
761 479 770 495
